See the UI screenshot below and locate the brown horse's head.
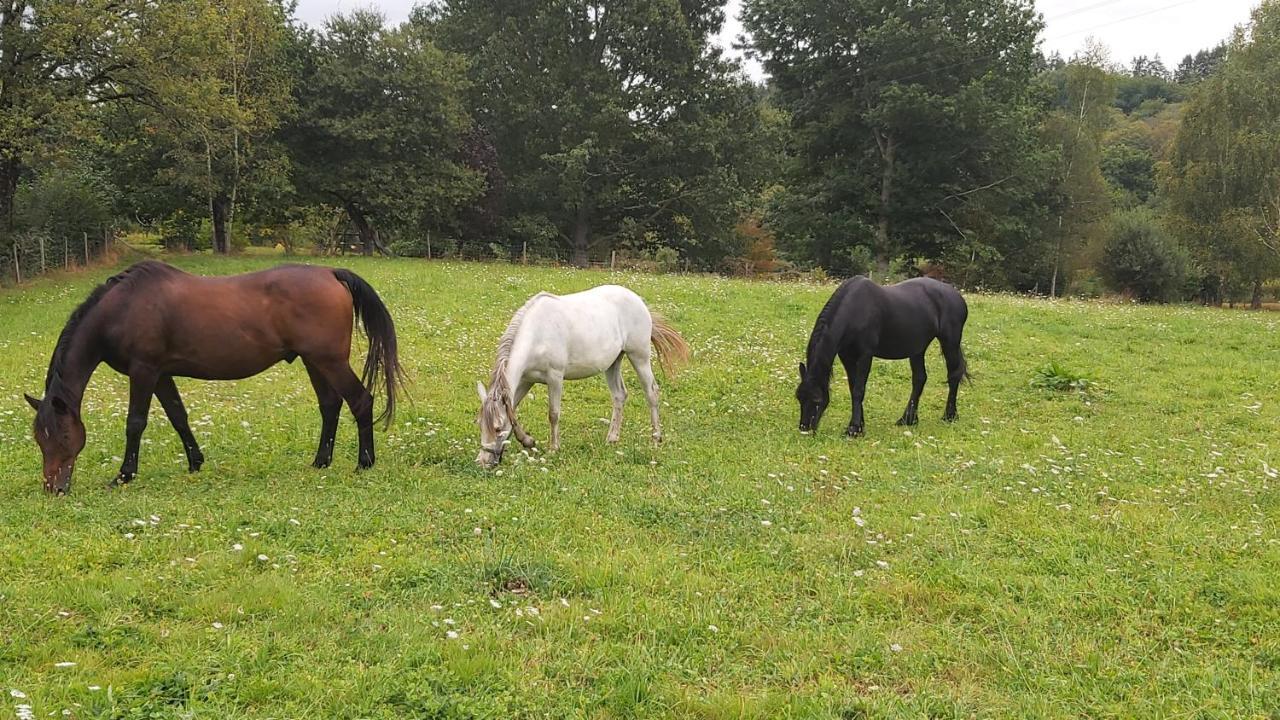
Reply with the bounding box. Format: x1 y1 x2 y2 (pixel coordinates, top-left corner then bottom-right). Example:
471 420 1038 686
25 393 85 494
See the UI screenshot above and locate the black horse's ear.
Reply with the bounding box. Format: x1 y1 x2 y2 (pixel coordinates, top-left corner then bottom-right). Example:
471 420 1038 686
798 362 807 380
24 393 40 411
50 396 69 415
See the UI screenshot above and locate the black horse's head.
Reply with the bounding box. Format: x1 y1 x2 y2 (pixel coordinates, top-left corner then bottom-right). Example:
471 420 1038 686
25 392 85 494
795 362 829 433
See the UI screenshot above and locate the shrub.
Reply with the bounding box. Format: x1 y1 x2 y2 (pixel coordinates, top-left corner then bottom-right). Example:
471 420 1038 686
14 167 113 243
1101 209 1190 302
159 210 202 251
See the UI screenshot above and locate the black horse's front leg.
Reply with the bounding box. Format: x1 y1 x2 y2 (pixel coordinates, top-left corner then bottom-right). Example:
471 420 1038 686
113 369 159 487
896 354 927 427
155 375 204 472
841 352 872 438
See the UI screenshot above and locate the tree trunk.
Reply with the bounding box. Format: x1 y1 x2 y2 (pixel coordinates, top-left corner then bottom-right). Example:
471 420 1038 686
1251 279 1263 310
210 194 232 254
0 156 17 232
571 203 590 268
344 201 377 256
875 132 896 271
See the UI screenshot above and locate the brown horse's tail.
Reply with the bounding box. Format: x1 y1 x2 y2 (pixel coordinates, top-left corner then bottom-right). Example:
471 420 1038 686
333 269 406 429
649 312 690 377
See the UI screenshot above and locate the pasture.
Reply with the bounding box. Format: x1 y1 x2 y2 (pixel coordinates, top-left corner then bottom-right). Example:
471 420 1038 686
2 254 1279 718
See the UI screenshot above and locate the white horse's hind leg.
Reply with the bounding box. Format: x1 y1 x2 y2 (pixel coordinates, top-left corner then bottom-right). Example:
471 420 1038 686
605 356 627 443
628 352 662 444
547 371 564 451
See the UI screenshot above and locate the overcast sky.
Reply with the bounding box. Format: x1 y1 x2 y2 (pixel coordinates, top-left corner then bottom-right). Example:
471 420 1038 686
294 0 1257 78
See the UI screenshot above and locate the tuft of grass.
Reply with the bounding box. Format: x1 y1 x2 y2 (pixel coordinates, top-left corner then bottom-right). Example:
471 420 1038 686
1030 360 1093 394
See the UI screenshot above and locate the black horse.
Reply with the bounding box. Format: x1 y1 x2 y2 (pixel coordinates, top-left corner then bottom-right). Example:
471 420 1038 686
796 276 969 436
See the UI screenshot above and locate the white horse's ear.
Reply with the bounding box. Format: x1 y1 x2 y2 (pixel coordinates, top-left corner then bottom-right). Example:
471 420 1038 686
476 381 487 402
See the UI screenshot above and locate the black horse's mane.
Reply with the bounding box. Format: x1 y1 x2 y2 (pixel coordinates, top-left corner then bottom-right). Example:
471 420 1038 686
805 277 859 369
45 261 168 391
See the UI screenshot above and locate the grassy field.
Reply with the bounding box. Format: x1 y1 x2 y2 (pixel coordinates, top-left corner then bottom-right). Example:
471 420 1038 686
2 253 1279 719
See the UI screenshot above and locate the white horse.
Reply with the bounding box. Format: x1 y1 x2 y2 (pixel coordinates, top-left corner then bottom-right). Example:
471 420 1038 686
475 285 689 467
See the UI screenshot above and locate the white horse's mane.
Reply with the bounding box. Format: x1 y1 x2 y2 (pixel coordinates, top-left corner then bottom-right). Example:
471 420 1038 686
488 291 554 401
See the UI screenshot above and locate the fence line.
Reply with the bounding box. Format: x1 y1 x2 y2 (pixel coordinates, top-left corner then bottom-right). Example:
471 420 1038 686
1 228 114 287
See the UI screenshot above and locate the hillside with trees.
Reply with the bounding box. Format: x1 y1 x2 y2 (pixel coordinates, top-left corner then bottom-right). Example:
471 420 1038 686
2 0 1278 303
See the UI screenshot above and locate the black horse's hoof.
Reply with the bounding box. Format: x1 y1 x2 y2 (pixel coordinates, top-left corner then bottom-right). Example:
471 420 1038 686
109 473 134 488
845 426 864 438
896 415 918 427
188 456 205 473
943 413 958 423
312 458 332 469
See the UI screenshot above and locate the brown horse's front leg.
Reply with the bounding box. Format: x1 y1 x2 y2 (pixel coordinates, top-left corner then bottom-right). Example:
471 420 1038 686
155 375 204 472
113 368 159 487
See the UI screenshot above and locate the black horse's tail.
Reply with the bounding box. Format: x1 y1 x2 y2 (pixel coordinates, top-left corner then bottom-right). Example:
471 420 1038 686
333 269 406 429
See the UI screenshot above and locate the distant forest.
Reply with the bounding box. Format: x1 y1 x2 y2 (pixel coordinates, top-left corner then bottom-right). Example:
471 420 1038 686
2 0 1279 303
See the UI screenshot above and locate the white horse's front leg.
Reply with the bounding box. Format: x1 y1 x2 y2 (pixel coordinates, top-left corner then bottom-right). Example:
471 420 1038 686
510 380 537 448
629 353 662 445
547 372 564 451
605 357 627 443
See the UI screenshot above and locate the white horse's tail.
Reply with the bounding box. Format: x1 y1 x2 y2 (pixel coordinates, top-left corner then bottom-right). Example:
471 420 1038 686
649 312 690 376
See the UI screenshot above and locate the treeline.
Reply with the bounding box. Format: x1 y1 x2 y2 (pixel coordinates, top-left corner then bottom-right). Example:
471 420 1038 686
2 0 1278 302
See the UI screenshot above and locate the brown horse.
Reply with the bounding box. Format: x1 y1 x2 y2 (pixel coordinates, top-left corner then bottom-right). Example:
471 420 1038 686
25 260 405 494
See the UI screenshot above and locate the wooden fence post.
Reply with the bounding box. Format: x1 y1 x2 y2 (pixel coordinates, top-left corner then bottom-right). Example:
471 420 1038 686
83 232 89 264
64 237 69 268
13 244 20 284
39 235 46 272
427 230 432 260
610 250 616 270
522 241 528 265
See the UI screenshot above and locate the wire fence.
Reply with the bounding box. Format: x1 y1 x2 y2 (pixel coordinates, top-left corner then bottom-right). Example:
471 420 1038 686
0 228 114 287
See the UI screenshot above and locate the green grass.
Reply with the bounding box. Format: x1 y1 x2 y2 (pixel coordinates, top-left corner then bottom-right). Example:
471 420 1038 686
2 254 1279 718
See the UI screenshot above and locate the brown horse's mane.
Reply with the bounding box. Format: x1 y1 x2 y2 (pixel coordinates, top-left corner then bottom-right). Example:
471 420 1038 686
45 261 171 392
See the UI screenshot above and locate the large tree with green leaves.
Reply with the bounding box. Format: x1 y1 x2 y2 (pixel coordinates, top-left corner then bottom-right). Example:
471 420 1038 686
424 0 770 268
0 0 143 233
1165 0 1280 308
744 0 1045 275
285 10 480 255
117 0 294 253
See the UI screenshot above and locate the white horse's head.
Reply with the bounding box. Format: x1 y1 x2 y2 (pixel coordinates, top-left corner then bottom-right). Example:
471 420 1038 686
475 381 512 467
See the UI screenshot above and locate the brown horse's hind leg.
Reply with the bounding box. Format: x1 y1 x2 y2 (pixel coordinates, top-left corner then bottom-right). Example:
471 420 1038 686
309 357 375 469
304 360 343 469
155 375 204 472
113 367 159 487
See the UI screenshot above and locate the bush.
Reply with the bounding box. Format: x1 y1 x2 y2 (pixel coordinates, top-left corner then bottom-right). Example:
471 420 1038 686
159 210 202 251
1100 209 1190 302
14 167 113 243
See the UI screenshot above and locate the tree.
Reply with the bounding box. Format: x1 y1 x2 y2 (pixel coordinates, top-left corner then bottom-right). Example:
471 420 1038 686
1100 207 1189 301
743 0 1046 274
121 0 294 253
0 0 143 233
426 0 769 268
1175 43 1228 84
285 11 479 255
1165 0 1280 309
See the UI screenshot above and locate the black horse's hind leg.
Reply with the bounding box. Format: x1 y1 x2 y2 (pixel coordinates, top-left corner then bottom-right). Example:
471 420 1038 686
304 360 342 469
941 341 965 422
896 354 927 426
840 351 872 438
155 375 204 472
113 368 159 486
312 357 375 469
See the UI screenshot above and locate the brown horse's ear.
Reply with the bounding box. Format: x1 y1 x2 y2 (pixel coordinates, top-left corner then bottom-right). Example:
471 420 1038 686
24 393 40 412
50 396 69 415
475 381 487 402
798 362 807 380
